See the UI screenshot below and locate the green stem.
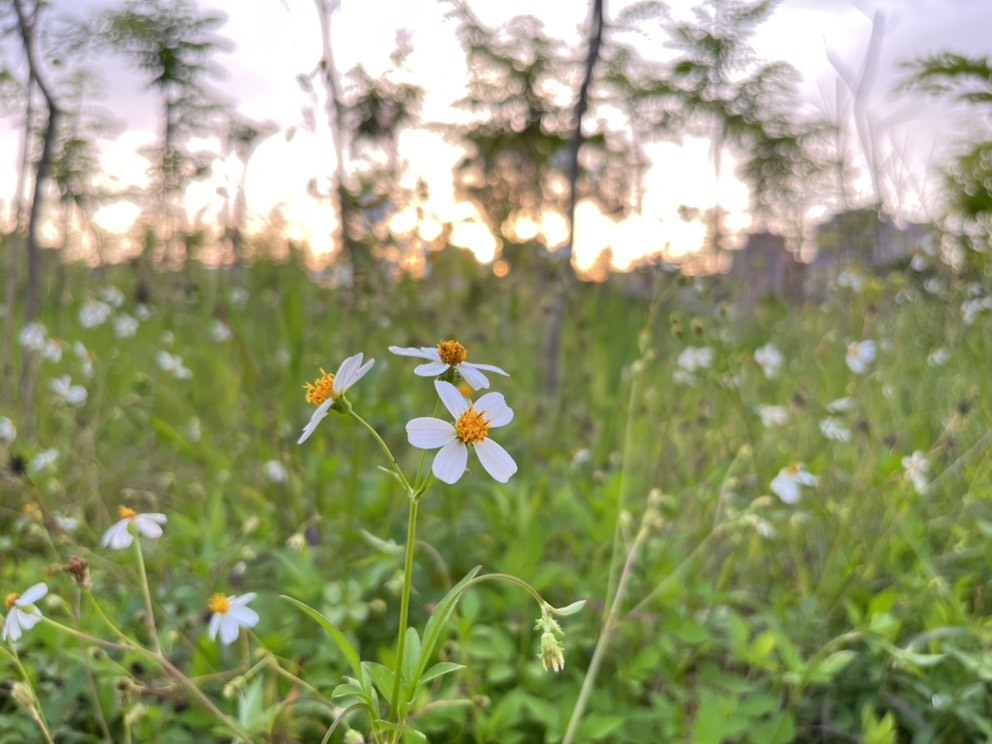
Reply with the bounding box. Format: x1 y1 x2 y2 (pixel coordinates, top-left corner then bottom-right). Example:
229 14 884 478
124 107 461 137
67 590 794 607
133 537 161 653
9 646 55 744
349 408 412 491
389 494 420 734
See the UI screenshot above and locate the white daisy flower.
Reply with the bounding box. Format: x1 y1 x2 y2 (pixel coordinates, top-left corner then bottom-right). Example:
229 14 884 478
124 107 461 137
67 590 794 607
819 417 852 442
156 350 192 379
770 463 817 504
29 449 58 473
229 287 250 306
114 313 139 339
263 460 288 483
2 583 48 643
757 405 789 428
40 339 62 363
902 451 930 495
210 319 231 342
836 269 864 292
389 340 508 391
677 346 714 372
100 285 126 308
101 506 167 550
298 353 375 444
0 417 15 443
73 341 94 378
826 397 854 414
754 343 784 379
50 375 87 406
18 322 47 351
845 340 876 374
207 592 259 645
407 380 516 484
927 348 949 367
79 299 112 329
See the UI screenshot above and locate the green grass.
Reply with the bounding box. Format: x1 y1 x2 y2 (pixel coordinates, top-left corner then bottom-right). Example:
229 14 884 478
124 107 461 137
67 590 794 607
1 249 991 742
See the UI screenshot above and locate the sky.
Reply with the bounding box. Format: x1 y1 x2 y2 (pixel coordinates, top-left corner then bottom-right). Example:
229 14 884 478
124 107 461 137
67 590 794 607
2 0 991 272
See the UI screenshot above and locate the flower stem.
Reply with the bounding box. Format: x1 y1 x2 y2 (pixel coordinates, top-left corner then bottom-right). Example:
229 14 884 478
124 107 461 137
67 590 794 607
133 537 161 653
389 493 420 735
8 646 55 744
349 408 412 491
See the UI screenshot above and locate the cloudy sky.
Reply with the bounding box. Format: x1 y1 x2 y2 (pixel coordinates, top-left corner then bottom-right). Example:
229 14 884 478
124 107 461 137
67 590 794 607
2 0 990 269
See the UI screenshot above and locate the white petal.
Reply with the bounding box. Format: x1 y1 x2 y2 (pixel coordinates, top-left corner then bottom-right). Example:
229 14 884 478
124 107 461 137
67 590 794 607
135 515 165 539
233 592 257 605
3 612 21 642
15 611 42 634
456 364 489 390
475 393 513 427
415 361 449 377
407 417 457 449
229 605 259 628
298 398 334 444
208 612 222 641
435 381 469 419
333 354 361 393
101 520 133 549
467 362 509 376
18 583 48 606
388 346 437 361
474 438 517 482
433 440 468 484
348 357 375 390
220 616 241 645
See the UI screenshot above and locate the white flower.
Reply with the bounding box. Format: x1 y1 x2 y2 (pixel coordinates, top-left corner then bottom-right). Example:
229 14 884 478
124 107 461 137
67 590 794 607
819 417 852 442
101 507 167 550
923 277 946 297
135 304 151 321
263 460 288 483
0 417 15 443
837 269 863 292
910 253 927 272
100 285 126 308
757 405 789 428
754 343 784 379
229 287 249 306
50 375 87 406
73 341 94 378
29 449 58 473
298 353 375 444
79 299 112 329
156 350 192 379
770 463 817 504
114 313 139 339
826 396 854 414
210 319 231 342
673 369 697 386
927 348 949 367
2 583 48 643
845 340 876 374
18 322 47 351
54 514 78 532
389 340 508 391
902 451 930 494
40 339 62 363
208 592 259 645
677 346 713 373
406 380 516 484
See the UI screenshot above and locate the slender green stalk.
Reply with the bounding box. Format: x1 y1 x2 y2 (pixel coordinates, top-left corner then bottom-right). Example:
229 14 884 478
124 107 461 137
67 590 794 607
9 646 55 744
132 537 161 653
389 495 420 735
349 407 412 491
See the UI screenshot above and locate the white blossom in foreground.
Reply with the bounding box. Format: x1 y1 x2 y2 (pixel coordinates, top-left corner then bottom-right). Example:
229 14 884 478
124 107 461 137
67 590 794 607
298 353 375 444
156 350 192 379
845 340 876 374
50 375 87 406
3 583 48 643
819 417 852 442
902 451 930 494
389 340 508 391
754 343 784 379
771 463 817 504
208 592 259 645
757 405 789 428
407 380 516 484
101 507 167 550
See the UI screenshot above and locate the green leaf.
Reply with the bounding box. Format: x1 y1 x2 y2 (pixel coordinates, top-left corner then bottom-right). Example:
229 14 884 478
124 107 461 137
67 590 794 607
807 649 857 684
419 661 465 685
363 661 396 702
552 599 586 616
280 595 362 679
402 626 422 695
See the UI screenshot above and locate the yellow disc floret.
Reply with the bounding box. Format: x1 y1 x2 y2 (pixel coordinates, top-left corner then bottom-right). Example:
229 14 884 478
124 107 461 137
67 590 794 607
455 408 490 445
304 369 337 406
437 340 468 366
786 463 800 476
5 593 18 610
119 506 137 520
208 594 230 615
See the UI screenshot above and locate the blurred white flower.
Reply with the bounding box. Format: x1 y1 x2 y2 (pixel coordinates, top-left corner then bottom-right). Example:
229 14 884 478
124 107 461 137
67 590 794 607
910 254 927 272
923 277 946 297
79 299 112 329
73 341 94 378
389 340 508 391
114 313 139 339
754 343 784 379
771 463 817 504
40 339 62 363
902 451 930 494
845 340 876 374
927 347 949 367
298 353 375 444
50 375 87 406
101 507 167 550
263 460 288 483
210 319 231 342
406 380 517 484
100 285 125 308
570 448 591 467
135 304 151 321
2 582 48 642
673 369 697 386
229 287 249 306
30 449 58 473
677 346 714 372
18 322 47 351
826 397 854 414
837 269 864 292
156 350 192 379
0 417 15 443
208 592 259 645
54 514 78 532
819 417 851 442
757 405 789 428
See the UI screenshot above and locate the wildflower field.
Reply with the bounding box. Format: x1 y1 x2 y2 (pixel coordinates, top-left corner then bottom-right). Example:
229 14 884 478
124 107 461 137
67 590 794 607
2 250 991 743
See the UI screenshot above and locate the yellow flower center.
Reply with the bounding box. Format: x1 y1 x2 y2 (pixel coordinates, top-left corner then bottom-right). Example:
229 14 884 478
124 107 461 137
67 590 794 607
208 594 230 615
786 463 800 477
455 408 490 445
119 506 137 520
5 593 18 609
304 369 337 406
437 340 468 366
848 343 860 358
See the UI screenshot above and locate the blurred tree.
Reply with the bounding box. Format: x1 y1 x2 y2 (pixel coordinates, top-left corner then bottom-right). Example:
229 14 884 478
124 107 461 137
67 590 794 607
901 52 992 272
96 0 230 266
222 115 277 271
